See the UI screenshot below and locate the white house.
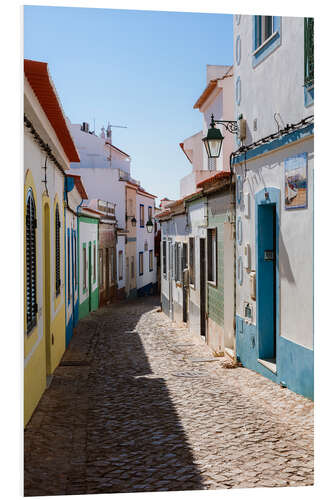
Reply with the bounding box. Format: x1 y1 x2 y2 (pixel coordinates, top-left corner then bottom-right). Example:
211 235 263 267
136 188 157 296
232 15 314 399
69 121 135 296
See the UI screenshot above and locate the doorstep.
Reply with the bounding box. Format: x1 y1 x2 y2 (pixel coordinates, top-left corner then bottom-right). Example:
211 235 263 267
257 358 277 374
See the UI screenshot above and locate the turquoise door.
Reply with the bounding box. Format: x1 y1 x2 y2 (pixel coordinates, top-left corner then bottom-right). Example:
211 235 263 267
257 203 277 360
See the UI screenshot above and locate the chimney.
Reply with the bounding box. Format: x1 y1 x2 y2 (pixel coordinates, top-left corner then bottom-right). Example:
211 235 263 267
81 122 89 133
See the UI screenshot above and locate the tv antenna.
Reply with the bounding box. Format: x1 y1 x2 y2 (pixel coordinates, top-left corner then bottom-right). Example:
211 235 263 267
106 122 128 167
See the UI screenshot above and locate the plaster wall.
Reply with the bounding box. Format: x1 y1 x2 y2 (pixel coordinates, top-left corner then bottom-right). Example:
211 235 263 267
78 217 99 308
24 79 70 424
136 192 156 291
233 15 314 145
235 136 313 350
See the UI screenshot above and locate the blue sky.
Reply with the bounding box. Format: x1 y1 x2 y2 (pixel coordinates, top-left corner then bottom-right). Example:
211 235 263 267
24 6 233 202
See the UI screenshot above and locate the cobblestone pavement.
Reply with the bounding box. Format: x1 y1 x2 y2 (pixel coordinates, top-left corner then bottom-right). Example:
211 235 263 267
24 296 314 495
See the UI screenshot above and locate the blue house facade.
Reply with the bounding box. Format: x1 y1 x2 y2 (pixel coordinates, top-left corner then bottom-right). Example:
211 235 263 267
232 15 314 399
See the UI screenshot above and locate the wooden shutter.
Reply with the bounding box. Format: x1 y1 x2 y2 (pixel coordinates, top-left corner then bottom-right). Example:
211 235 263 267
26 191 37 333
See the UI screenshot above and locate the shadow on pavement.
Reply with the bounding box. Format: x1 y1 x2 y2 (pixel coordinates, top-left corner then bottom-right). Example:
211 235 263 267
24 296 205 495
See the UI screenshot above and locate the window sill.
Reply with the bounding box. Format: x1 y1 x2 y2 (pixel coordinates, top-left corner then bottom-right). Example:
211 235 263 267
253 31 279 56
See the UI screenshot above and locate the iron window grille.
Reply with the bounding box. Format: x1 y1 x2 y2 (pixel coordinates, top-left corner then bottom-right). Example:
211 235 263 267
26 189 37 334
55 204 61 296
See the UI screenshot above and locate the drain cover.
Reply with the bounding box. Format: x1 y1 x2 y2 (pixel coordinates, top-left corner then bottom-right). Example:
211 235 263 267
172 370 209 378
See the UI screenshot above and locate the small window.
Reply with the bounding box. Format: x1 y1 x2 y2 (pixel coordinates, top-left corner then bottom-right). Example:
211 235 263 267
208 228 217 284
83 245 87 291
26 189 37 334
255 16 273 50
55 204 61 296
118 250 123 280
139 252 143 276
189 237 195 286
162 240 167 275
149 250 153 272
140 204 144 227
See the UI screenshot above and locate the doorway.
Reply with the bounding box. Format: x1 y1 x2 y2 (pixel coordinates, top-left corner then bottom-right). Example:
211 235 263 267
257 203 277 361
88 242 92 311
43 202 51 377
200 238 206 338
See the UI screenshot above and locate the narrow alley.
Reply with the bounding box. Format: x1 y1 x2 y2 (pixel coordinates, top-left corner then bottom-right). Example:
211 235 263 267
24 297 314 495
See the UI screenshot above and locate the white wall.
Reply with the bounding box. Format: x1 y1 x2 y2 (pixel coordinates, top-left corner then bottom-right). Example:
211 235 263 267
136 192 156 290
233 15 314 145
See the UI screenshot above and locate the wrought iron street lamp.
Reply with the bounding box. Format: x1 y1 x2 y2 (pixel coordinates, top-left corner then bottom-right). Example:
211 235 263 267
203 114 239 158
131 216 137 227
146 218 154 233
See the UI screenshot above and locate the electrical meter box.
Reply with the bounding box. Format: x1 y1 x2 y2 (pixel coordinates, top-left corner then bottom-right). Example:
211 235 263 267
250 271 256 300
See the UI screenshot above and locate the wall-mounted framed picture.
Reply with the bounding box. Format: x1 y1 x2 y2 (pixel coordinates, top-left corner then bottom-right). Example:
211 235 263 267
284 152 308 210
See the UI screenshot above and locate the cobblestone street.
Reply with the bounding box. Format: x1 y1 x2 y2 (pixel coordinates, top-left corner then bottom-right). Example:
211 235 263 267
24 296 314 496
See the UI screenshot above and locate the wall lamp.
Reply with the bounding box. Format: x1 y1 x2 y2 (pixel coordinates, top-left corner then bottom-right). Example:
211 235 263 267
203 113 239 158
146 218 154 233
131 216 137 227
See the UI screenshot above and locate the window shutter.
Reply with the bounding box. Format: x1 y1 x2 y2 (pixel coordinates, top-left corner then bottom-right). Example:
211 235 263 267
26 191 37 333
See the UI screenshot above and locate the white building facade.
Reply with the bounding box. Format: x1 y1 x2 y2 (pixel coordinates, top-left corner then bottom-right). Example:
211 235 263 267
136 189 157 296
232 15 314 399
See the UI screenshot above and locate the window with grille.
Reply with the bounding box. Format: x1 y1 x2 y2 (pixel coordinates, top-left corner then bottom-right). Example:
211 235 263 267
189 237 195 286
55 204 61 296
26 189 37 334
304 18 314 86
208 228 217 284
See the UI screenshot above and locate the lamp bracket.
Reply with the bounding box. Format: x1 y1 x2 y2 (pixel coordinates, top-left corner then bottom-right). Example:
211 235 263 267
211 114 238 135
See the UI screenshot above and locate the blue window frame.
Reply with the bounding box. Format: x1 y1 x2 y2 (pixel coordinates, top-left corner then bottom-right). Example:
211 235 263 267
252 16 281 67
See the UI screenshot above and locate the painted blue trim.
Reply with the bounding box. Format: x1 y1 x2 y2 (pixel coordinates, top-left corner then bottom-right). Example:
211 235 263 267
304 83 314 108
65 176 75 193
232 124 314 166
237 256 243 285
252 16 281 68
137 282 153 297
236 175 242 204
236 315 313 399
236 76 241 105
236 216 242 245
236 35 241 65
